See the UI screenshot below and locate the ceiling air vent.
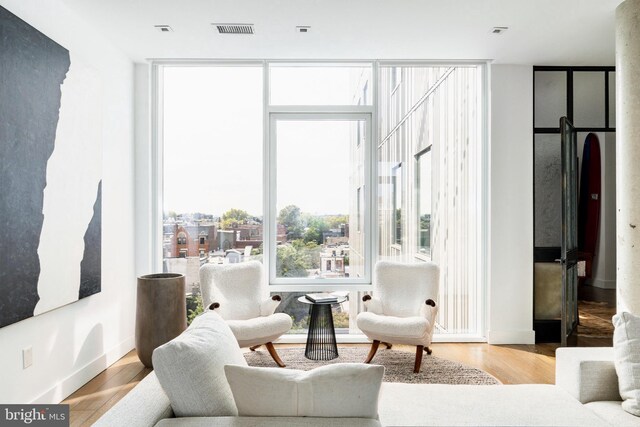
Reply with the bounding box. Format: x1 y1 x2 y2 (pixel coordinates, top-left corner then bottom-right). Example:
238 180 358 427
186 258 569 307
213 23 254 34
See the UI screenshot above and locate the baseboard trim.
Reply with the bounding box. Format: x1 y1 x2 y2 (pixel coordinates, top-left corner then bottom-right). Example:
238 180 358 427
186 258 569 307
487 329 535 344
591 278 616 289
31 336 135 404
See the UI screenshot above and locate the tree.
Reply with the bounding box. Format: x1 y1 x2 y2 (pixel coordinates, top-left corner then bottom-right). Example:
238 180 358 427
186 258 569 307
221 208 249 229
276 244 309 277
326 215 348 229
303 226 322 245
303 216 329 245
186 294 203 325
278 205 304 240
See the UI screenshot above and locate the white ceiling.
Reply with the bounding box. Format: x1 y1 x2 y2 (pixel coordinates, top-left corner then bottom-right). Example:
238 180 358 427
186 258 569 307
60 0 623 65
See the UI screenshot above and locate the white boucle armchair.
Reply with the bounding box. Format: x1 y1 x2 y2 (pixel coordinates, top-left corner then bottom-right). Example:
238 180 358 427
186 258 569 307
199 260 292 367
356 261 439 373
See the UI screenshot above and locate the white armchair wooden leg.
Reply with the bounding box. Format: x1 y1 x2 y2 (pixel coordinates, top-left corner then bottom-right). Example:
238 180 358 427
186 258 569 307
265 342 286 367
414 345 424 373
364 340 381 363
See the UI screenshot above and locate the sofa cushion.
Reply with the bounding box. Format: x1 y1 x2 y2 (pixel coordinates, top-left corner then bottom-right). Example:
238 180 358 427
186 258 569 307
613 312 640 417
585 401 640 427
378 383 608 426
555 347 621 404
155 417 382 427
224 363 384 419
152 311 247 417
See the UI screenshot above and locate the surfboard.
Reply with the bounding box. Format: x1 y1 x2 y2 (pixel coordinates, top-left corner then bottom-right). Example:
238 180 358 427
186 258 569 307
577 133 601 279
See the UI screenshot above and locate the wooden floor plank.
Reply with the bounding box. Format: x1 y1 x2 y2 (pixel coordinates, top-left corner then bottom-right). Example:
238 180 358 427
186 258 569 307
70 362 146 411
80 368 152 427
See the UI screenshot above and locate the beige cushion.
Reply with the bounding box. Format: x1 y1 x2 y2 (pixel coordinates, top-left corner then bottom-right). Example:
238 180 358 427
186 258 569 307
555 347 621 404
152 311 247 417
224 363 384 419
613 312 640 417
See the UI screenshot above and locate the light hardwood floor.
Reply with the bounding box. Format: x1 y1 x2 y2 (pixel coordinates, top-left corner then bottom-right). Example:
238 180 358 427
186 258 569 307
61 338 614 426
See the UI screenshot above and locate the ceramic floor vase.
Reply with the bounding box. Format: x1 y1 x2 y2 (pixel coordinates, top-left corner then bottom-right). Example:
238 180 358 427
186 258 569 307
136 273 187 368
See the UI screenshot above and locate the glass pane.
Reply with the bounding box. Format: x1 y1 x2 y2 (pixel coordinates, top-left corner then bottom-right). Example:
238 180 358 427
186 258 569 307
392 163 403 246
573 72 605 128
534 134 562 247
417 150 432 256
565 265 579 335
535 71 567 128
378 65 481 335
270 64 372 105
609 72 616 127
275 119 366 280
162 66 264 295
562 121 578 251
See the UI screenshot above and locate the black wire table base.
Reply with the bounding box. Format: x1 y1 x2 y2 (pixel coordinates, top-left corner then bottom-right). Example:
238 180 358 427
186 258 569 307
305 303 339 360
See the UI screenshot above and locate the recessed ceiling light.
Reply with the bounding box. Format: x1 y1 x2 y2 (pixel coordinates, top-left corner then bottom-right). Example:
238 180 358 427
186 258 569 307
154 25 173 32
491 26 509 35
212 23 255 34
296 26 311 34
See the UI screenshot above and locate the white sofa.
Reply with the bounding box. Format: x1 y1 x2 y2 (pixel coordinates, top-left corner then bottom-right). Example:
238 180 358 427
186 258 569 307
556 347 640 427
95 344 639 427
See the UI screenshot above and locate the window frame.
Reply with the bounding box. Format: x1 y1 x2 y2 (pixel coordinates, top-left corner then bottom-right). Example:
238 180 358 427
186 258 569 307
267 112 373 288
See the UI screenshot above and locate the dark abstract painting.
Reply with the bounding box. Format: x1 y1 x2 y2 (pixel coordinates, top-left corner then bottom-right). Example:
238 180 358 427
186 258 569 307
0 6 102 328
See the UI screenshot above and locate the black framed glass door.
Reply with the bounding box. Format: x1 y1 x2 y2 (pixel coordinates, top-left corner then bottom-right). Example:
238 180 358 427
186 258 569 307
560 116 578 346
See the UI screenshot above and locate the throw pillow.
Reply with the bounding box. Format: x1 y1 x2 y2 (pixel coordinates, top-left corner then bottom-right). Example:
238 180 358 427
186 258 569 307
613 311 640 416
224 363 384 419
152 311 247 417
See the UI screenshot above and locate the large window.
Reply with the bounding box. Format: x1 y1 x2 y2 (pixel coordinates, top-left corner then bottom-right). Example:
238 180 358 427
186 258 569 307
161 66 263 296
377 65 483 336
156 61 485 340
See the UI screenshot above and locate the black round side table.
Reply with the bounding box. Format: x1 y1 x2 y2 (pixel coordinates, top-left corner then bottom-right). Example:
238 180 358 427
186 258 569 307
297 295 348 360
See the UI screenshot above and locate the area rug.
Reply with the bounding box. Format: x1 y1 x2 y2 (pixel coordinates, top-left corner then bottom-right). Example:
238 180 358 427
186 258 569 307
244 347 501 385
578 300 615 338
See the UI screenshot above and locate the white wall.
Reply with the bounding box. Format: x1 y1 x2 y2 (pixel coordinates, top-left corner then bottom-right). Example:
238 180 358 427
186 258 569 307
0 0 135 404
488 65 535 344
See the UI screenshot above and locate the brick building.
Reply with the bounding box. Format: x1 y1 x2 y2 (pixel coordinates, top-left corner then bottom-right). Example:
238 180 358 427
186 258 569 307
163 223 217 258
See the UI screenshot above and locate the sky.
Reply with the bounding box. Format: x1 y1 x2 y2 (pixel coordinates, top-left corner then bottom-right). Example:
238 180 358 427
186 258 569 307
162 65 369 217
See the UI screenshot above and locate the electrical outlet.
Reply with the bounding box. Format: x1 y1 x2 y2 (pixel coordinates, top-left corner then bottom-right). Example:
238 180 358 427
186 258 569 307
23 347 32 369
